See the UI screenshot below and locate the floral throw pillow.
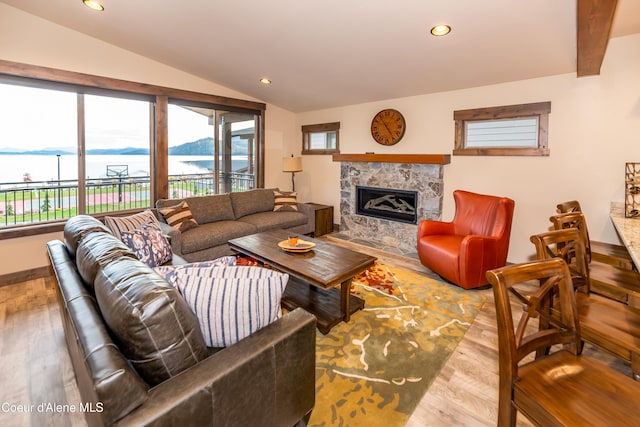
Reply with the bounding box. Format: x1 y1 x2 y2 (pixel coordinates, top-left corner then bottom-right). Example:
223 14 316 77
104 209 159 241
121 221 173 267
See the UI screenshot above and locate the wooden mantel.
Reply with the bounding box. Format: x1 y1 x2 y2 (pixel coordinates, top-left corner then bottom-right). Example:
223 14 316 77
332 153 450 165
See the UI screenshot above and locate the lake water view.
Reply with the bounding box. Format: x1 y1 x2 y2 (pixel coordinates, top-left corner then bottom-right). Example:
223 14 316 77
0 154 249 184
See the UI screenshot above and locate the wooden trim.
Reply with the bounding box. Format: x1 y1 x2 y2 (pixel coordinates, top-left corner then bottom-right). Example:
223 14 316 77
154 96 169 200
302 122 340 132
0 222 65 240
0 266 51 287
0 59 266 112
453 102 551 121
332 154 450 164
577 0 618 77
453 147 549 156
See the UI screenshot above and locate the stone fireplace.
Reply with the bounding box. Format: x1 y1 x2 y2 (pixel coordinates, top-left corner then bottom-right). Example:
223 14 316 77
334 154 450 257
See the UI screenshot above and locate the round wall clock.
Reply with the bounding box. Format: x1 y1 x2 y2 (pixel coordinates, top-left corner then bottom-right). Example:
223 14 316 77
371 109 406 146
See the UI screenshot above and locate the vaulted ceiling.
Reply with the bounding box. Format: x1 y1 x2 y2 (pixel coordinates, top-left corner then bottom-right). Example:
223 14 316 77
2 0 639 112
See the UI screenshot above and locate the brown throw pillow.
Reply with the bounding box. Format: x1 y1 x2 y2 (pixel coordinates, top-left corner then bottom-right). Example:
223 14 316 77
273 191 298 212
158 201 199 232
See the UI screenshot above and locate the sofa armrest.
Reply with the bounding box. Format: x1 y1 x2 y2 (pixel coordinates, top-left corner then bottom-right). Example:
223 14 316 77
115 308 316 427
417 219 454 237
157 221 183 256
296 203 317 234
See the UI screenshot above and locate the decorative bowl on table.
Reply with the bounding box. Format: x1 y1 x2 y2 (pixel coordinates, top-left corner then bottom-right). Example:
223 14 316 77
278 239 316 253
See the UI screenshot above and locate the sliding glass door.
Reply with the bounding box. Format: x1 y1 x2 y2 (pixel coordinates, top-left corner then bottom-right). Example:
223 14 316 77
167 103 258 198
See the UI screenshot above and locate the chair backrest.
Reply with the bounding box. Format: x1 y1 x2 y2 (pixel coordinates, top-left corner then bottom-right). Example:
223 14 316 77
452 190 515 256
529 228 591 294
486 259 582 426
549 211 593 263
556 200 582 214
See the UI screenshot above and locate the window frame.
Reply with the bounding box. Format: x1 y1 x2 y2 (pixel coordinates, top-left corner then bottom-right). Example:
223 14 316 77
0 59 266 238
453 102 551 156
301 122 340 155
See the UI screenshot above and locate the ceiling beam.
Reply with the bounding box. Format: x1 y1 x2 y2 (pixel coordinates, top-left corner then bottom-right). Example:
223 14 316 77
577 0 618 76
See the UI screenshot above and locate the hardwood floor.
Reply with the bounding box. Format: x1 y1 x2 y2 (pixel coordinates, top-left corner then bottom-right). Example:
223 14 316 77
0 277 85 427
0 237 632 426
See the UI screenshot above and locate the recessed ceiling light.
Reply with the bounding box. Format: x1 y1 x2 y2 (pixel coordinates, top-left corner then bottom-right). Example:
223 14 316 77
260 78 271 85
83 0 104 12
430 24 451 36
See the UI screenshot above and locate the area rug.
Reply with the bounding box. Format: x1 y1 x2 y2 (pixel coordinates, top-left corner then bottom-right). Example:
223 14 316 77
308 262 486 427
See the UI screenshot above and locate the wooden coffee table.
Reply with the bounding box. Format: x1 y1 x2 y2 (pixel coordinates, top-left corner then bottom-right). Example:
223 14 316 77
228 229 377 334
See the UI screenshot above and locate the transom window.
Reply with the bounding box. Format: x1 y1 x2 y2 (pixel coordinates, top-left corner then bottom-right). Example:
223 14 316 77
302 122 340 155
453 102 550 156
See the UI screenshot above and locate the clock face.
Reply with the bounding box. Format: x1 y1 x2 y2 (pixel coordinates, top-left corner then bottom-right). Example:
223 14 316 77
371 109 406 146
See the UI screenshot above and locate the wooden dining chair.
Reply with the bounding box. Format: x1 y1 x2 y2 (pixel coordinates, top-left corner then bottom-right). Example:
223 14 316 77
549 211 640 307
530 227 640 380
486 258 640 427
556 200 635 270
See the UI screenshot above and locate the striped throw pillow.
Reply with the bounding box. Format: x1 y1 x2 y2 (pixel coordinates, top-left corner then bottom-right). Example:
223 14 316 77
273 191 298 212
104 209 159 241
168 265 288 347
158 201 199 232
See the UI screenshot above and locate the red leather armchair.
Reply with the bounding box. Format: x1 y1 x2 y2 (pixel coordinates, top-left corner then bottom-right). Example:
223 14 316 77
417 190 515 289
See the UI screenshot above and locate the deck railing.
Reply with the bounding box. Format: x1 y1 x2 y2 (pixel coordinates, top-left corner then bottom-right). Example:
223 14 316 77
0 172 254 227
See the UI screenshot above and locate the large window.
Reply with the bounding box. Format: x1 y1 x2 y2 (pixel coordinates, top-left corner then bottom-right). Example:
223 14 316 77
0 60 265 233
84 94 152 214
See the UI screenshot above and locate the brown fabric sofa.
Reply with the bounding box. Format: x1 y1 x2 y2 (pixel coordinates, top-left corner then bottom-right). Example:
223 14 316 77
156 188 316 262
47 215 316 426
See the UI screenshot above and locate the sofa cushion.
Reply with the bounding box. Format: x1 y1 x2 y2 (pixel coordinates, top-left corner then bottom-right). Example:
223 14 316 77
238 211 308 233
273 191 298 212
104 209 159 241
64 215 113 257
181 221 257 254
94 258 208 386
158 201 199 232
230 188 276 219
121 221 173 267
165 265 288 347
187 194 235 224
75 231 137 292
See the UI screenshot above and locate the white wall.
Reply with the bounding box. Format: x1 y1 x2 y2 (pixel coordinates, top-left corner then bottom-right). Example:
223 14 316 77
0 3 296 275
294 33 640 263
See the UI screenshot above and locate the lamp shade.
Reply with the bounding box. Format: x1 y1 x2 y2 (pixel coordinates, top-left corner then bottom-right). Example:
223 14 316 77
282 156 303 172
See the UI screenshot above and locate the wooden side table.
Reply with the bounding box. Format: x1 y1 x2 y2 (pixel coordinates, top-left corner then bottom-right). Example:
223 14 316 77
306 203 334 237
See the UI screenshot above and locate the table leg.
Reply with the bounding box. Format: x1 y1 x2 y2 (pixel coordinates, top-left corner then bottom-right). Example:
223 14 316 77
341 279 352 322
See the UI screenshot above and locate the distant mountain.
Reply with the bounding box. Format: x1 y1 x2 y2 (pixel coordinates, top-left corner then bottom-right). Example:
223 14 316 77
0 134 250 156
168 137 213 155
0 148 74 155
85 147 149 155
168 137 249 156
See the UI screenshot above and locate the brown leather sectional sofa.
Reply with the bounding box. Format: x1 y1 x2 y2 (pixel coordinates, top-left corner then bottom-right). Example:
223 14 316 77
47 215 316 426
